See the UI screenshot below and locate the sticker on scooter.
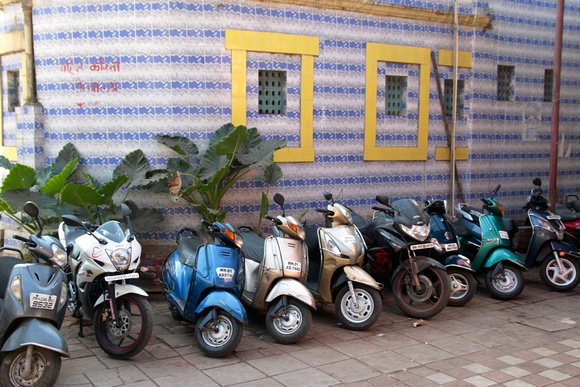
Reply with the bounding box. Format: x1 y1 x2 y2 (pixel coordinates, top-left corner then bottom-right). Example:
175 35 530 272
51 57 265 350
499 231 509 239
216 267 235 281
285 261 301 272
343 235 356 244
444 243 458 251
30 293 57 310
410 242 435 250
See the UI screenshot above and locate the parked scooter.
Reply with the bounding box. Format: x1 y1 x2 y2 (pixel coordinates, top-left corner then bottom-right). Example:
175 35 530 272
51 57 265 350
304 192 382 331
0 201 69 386
453 184 526 300
511 178 579 291
358 196 451 318
162 220 247 357
554 194 580 246
58 204 153 359
425 199 476 307
238 193 315 344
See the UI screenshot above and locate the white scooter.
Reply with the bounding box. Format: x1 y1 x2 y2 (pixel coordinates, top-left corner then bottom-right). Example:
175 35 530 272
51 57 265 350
238 193 316 344
58 204 153 359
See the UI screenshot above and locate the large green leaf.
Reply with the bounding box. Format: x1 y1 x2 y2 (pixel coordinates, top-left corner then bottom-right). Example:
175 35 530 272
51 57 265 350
40 159 79 195
0 190 57 212
215 125 250 156
113 149 149 187
1 164 37 192
53 143 80 176
199 148 229 181
259 192 270 219
98 174 130 200
235 127 263 159
82 172 101 190
35 166 53 188
124 200 164 230
239 139 287 169
262 163 283 186
208 123 236 148
155 135 199 158
0 156 14 170
61 183 105 207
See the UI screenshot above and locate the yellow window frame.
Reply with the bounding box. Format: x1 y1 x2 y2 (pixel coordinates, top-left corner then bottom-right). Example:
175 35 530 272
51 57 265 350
225 30 318 162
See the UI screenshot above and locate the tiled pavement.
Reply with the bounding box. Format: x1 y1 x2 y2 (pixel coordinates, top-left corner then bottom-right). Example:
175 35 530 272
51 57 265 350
56 270 580 386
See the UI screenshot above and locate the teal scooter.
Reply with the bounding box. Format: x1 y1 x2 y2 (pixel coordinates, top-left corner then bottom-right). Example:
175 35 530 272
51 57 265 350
452 185 526 300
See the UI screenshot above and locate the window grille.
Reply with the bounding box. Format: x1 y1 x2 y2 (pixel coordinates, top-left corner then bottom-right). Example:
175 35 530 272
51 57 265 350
444 79 465 117
497 65 515 101
544 69 553 102
385 75 406 116
7 70 20 112
259 70 287 115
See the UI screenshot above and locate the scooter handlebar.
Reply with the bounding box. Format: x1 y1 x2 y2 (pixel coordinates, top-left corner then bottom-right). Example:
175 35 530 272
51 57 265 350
13 234 30 243
264 215 283 225
316 208 334 216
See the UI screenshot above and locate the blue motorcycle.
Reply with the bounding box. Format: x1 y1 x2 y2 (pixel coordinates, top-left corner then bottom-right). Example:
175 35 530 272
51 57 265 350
161 220 247 357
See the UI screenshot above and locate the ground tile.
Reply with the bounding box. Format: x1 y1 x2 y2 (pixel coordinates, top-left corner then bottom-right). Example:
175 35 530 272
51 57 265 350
202 362 266 386
289 346 349 367
247 353 309 376
462 375 495 387
273 367 339 387
462 363 493 374
394 342 454 365
426 372 457 384
358 350 417 374
500 366 532 378
317 358 381 384
538 369 571 382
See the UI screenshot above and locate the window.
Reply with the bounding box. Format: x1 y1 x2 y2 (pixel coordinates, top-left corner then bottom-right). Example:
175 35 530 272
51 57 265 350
544 69 553 102
385 75 406 116
497 65 515 101
258 70 286 115
444 79 465 117
7 70 20 112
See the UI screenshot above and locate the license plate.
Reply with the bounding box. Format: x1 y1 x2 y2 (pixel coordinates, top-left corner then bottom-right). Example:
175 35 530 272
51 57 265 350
285 261 301 272
410 242 435 251
547 215 561 220
104 272 139 282
444 243 458 251
30 293 57 310
499 231 509 239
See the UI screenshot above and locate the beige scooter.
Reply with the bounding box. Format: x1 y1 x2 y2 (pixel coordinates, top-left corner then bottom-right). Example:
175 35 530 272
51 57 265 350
239 194 316 344
304 192 383 330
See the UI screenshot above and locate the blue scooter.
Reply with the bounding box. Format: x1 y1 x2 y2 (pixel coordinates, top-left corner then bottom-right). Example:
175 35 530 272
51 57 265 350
161 220 247 358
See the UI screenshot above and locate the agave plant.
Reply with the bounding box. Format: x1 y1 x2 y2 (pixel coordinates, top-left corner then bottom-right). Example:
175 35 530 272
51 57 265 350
150 123 286 224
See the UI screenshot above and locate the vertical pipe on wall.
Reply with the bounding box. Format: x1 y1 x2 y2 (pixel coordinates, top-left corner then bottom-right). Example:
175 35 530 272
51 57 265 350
549 0 565 211
21 0 37 105
450 0 459 213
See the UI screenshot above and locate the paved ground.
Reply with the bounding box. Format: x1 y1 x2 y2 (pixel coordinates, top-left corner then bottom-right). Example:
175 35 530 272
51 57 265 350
56 270 580 386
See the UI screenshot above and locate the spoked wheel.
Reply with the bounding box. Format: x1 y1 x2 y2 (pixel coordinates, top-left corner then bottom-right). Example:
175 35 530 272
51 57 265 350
334 284 382 331
266 298 312 344
94 294 153 359
485 263 524 300
392 266 451 318
0 346 61 387
195 310 243 358
447 268 477 307
539 254 580 291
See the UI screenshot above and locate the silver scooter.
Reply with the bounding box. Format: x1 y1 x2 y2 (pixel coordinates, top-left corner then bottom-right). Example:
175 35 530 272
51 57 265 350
0 201 69 386
238 193 316 344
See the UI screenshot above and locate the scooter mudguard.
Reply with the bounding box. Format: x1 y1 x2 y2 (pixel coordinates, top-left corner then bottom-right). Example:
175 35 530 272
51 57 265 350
551 240 580 259
1 318 69 357
194 290 248 325
482 248 526 270
332 266 383 293
94 284 149 307
265 278 317 309
391 256 447 284
443 255 475 272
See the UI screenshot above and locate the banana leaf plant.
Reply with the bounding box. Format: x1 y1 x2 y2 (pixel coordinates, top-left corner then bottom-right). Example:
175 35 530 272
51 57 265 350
150 123 286 225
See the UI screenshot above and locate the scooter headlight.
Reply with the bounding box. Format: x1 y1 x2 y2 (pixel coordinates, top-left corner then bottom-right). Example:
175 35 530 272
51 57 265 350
50 244 67 268
400 223 431 242
323 233 342 257
107 248 131 271
10 274 22 305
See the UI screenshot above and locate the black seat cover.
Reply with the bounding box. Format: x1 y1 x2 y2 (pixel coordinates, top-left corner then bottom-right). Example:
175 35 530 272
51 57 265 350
239 229 265 263
177 238 204 267
555 203 580 222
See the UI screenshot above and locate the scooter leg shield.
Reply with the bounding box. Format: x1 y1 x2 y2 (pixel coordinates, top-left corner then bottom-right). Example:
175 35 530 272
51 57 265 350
195 290 248 325
482 248 526 270
265 278 316 309
1 318 69 357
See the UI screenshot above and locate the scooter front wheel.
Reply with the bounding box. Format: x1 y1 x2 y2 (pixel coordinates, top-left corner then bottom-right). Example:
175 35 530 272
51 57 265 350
539 254 580 291
392 266 451 319
485 263 524 300
0 346 61 387
195 310 242 358
266 299 312 344
447 268 477 307
94 294 154 359
334 284 382 331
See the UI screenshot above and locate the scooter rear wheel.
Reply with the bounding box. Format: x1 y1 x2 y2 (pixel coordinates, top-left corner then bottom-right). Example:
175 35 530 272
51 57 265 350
539 254 580 292
0 346 61 387
266 299 312 344
447 268 477 307
195 310 242 358
334 284 382 331
485 263 524 300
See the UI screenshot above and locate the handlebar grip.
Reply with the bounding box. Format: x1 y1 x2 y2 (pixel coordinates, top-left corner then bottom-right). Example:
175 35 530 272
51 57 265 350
372 206 386 212
264 215 275 221
13 234 29 243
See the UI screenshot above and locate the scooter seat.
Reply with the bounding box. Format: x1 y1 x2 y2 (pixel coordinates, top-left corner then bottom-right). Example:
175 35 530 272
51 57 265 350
0 256 26 300
450 221 471 238
556 203 580 222
239 229 265 263
178 238 204 267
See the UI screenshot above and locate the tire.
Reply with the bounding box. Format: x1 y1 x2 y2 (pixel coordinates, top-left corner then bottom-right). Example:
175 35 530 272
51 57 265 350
169 306 184 321
392 266 451 319
539 254 580 291
0 346 61 387
266 298 312 344
195 310 243 358
447 268 477 307
334 284 382 331
485 263 524 300
94 294 153 359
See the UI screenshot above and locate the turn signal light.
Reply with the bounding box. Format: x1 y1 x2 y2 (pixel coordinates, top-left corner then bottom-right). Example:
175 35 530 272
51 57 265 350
559 251 566 257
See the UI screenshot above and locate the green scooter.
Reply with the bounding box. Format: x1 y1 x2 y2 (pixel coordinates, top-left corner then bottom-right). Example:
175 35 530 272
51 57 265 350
452 185 527 300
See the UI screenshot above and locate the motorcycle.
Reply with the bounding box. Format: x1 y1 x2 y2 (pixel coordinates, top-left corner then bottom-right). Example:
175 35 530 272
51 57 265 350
238 193 315 344
58 204 153 359
357 196 451 318
425 199 476 307
554 194 580 246
161 220 247 358
511 178 579 291
453 184 526 300
304 192 382 331
0 201 69 386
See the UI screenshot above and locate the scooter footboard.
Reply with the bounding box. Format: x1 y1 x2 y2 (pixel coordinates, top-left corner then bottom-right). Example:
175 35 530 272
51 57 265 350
265 278 316 309
1 318 69 357
195 290 248 325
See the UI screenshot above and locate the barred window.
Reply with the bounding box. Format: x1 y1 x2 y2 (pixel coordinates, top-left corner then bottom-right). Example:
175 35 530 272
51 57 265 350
259 70 287 115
